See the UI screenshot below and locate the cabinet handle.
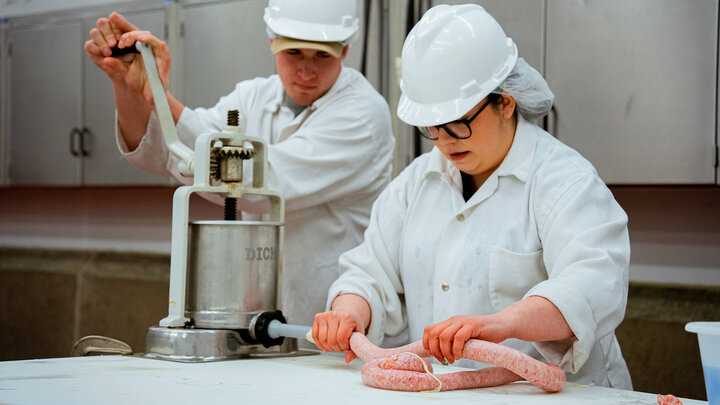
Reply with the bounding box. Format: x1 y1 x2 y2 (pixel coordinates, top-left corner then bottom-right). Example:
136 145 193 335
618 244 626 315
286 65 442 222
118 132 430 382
543 105 558 137
69 127 81 157
80 127 91 156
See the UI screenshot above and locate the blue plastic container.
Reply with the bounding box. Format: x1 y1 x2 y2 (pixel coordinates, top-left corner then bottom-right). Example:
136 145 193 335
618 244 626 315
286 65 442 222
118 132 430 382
686 322 720 405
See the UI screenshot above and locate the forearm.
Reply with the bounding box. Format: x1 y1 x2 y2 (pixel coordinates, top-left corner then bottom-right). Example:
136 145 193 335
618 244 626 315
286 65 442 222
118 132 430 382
331 293 372 333
114 82 151 150
497 295 574 342
113 82 185 151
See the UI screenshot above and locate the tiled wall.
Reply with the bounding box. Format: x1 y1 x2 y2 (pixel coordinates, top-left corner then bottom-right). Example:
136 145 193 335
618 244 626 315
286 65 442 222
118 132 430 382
0 248 169 359
1 247 718 401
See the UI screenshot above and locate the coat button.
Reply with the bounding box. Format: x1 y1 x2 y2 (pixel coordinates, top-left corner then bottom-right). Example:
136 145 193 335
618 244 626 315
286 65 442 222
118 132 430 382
441 283 450 291
456 213 465 221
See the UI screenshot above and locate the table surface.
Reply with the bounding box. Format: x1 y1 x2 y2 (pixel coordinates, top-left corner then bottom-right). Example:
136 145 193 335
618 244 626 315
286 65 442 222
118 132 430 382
0 352 707 405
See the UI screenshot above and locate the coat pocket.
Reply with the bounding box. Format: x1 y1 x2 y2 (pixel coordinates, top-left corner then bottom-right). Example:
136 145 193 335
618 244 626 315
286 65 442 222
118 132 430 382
488 246 547 311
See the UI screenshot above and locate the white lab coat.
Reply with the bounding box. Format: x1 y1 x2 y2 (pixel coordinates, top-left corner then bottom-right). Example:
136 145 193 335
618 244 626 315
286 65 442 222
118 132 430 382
327 116 632 389
118 67 395 329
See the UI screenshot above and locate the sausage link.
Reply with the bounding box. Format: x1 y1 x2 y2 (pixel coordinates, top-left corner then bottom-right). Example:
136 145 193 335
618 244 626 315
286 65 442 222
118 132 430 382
362 361 522 392
350 332 565 393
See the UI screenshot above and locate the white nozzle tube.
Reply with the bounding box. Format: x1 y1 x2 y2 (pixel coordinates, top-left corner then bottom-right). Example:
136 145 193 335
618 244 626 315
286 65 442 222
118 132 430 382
267 320 313 342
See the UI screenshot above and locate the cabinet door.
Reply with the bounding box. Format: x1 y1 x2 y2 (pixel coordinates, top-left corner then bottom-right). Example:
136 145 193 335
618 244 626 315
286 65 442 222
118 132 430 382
8 22 83 185
546 0 718 184
82 10 169 185
182 0 275 109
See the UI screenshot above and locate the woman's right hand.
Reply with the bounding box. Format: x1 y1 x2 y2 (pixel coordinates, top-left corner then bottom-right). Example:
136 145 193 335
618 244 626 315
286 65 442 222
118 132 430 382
312 310 361 362
312 293 372 363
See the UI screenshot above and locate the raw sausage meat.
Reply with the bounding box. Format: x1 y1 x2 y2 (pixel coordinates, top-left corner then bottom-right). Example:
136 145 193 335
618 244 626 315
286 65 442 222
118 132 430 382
657 394 683 405
361 356 523 392
350 332 565 393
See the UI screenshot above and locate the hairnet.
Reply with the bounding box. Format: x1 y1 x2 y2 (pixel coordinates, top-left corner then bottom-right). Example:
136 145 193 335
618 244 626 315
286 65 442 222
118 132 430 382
496 57 554 122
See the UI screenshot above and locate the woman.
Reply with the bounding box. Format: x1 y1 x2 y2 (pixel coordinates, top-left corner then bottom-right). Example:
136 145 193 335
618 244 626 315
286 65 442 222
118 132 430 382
312 4 632 389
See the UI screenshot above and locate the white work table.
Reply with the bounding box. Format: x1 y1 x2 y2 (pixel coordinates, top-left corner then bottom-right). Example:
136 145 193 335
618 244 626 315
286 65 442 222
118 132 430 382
0 352 706 405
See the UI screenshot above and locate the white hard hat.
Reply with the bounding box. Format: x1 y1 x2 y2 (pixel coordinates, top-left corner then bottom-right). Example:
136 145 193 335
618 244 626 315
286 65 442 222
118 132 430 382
264 0 359 43
397 4 518 127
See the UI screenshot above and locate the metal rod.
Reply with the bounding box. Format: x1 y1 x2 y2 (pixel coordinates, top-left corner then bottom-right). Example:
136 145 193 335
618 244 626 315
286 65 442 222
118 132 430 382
135 41 194 175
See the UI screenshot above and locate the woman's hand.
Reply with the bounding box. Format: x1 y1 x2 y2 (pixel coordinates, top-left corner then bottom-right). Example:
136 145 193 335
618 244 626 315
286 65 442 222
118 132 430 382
312 310 362 362
312 293 371 363
422 296 574 364
422 315 508 364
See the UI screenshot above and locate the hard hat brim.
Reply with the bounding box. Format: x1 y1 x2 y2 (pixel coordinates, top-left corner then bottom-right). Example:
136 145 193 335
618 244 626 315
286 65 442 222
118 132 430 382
270 36 344 58
397 93 486 128
266 18 357 43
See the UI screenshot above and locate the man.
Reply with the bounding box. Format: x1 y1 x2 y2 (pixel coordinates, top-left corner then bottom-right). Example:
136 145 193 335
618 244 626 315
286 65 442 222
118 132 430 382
84 0 395 331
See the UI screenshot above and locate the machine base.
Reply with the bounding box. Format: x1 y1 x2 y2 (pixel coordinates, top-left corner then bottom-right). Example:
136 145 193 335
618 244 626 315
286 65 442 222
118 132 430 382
144 326 318 362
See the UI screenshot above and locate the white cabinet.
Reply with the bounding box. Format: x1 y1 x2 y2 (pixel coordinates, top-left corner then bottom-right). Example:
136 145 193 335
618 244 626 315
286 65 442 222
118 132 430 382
180 0 275 109
7 22 84 184
4 8 170 186
545 0 718 184
429 0 719 185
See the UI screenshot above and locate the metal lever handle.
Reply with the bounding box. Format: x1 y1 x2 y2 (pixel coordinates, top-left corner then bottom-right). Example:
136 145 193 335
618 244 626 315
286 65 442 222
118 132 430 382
110 41 193 172
133 41 195 175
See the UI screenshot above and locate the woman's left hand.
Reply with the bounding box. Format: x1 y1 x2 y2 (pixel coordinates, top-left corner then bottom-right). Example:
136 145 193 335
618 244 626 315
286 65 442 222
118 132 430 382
422 315 508 364
422 297 575 364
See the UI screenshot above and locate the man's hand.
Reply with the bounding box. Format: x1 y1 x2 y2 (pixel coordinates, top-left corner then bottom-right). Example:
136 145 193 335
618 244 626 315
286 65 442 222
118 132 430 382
84 12 171 106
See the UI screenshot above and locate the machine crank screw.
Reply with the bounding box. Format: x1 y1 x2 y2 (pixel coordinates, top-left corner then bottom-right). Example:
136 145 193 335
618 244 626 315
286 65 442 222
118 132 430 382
224 198 237 220
227 110 240 126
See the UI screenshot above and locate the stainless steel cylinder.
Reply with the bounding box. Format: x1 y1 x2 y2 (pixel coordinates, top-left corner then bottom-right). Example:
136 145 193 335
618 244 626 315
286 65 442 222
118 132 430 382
185 220 282 329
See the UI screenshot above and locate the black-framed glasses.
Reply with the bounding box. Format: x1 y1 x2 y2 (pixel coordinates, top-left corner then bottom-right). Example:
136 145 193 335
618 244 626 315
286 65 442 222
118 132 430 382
418 98 492 141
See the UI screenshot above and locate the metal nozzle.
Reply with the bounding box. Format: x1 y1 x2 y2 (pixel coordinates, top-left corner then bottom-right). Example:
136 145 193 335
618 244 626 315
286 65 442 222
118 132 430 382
250 311 313 348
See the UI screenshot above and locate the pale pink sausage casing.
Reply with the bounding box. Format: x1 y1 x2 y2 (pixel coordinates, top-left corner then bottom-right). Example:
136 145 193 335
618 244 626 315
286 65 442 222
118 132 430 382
349 332 565 393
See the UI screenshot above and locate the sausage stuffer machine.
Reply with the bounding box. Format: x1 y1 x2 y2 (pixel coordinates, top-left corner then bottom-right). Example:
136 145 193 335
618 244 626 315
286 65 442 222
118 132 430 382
129 42 315 361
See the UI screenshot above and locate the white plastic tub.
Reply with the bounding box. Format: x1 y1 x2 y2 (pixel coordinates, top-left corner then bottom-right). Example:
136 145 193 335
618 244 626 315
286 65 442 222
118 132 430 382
686 322 720 405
